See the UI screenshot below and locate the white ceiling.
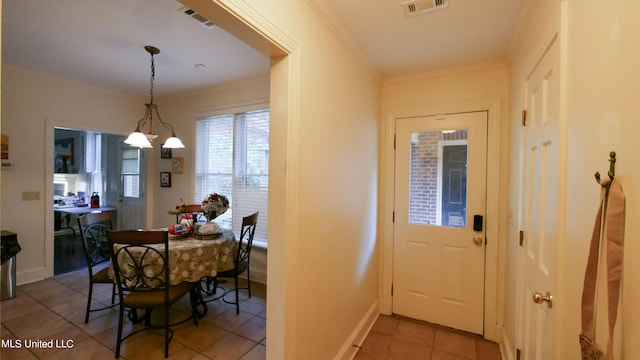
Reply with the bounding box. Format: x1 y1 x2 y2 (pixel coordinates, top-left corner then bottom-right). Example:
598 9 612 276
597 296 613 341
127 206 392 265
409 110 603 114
2 0 526 97
322 0 526 77
2 0 271 97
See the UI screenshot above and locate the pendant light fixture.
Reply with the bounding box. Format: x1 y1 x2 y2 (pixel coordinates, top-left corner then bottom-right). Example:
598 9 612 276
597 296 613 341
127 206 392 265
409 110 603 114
124 45 185 149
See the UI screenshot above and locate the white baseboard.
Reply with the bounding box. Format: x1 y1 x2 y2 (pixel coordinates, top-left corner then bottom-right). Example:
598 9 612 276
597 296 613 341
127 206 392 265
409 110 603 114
334 299 379 360
499 325 515 360
249 246 267 284
17 266 52 286
243 267 267 284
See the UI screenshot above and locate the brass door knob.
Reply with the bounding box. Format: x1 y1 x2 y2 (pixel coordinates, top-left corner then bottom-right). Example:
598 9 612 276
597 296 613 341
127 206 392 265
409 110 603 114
532 291 553 308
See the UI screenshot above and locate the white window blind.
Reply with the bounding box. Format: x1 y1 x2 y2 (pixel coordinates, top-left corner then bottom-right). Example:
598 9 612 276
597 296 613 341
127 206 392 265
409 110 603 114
121 148 141 198
195 109 269 244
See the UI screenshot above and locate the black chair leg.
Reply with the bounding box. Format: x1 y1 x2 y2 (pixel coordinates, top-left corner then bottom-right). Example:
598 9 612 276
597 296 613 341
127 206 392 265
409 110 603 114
189 287 206 320
234 276 240 315
144 308 153 326
164 305 170 358
111 283 116 305
201 277 218 296
115 307 125 358
85 283 93 323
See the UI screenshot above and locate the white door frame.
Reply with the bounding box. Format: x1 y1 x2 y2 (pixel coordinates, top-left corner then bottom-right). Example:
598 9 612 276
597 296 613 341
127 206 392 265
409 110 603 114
380 99 502 341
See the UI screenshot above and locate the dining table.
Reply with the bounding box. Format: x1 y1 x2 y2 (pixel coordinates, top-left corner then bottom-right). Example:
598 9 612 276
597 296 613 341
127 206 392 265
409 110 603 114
164 229 237 285
109 229 237 285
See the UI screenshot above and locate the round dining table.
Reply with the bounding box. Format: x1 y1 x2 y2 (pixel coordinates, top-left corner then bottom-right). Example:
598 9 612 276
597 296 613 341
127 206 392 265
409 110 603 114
108 229 237 286
165 229 237 285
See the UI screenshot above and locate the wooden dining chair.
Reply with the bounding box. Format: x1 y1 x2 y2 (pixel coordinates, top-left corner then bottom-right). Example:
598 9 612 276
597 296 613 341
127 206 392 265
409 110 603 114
211 212 259 314
77 212 117 323
175 204 206 224
107 230 200 358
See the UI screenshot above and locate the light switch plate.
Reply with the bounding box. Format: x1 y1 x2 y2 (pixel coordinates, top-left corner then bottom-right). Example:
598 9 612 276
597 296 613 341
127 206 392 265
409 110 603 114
22 191 40 201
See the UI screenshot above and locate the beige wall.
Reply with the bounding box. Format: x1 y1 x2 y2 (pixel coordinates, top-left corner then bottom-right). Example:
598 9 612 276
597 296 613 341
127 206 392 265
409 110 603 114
565 1 640 358
204 1 383 358
506 0 640 358
1 66 141 283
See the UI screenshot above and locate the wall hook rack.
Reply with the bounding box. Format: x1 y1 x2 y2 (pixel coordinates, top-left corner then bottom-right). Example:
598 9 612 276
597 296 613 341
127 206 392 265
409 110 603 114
594 151 616 184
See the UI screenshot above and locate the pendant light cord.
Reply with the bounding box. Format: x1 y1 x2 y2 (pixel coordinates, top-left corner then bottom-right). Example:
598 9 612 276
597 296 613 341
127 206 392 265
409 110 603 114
149 52 155 105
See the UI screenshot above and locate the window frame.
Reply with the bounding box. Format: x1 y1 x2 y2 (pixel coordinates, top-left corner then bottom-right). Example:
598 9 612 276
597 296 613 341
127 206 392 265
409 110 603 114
194 103 269 247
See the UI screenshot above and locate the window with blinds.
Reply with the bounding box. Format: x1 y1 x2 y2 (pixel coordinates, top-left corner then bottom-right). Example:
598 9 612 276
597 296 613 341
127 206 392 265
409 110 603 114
195 108 269 245
121 148 141 198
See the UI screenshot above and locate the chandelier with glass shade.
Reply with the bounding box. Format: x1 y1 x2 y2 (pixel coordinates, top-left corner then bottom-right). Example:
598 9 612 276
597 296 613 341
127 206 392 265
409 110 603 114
124 46 185 149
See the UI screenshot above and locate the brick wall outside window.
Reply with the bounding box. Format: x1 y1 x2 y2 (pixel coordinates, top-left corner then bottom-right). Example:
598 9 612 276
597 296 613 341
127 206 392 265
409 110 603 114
409 130 468 225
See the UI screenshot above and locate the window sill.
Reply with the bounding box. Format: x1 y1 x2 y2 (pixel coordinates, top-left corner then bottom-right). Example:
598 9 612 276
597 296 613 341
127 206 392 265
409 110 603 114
252 240 268 250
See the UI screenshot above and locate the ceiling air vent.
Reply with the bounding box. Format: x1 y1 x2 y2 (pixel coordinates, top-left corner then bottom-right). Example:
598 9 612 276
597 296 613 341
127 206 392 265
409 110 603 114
178 7 216 29
402 0 448 15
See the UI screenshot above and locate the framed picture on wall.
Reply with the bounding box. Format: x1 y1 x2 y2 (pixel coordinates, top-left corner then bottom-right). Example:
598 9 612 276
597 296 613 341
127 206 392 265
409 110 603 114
161 146 172 159
160 172 171 187
171 157 184 173
54 138 75 173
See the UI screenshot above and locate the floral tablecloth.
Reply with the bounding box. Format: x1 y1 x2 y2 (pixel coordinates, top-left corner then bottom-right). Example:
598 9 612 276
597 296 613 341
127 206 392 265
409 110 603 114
110 229 236 285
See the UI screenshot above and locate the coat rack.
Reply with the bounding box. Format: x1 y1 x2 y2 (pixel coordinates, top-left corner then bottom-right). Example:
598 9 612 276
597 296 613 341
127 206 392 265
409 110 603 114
594 151 616 185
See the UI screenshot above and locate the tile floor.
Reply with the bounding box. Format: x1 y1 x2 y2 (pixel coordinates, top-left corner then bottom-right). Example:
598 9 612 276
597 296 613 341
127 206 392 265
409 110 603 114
1 267 501 360
1 268 267 359
53 231 86 275
354 315 502 360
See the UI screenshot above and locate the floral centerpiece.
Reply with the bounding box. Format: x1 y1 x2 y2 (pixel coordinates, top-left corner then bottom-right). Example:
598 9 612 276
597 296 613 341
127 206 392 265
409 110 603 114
201 193 229 221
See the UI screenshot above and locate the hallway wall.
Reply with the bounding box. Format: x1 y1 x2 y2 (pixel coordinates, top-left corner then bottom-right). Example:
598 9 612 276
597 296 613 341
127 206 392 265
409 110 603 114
181 1 383 358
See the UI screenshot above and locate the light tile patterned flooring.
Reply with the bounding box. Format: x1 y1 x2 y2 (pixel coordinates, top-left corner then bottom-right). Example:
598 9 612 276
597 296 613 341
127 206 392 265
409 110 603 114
1 267 501 360
355 315 502 360
1 268 266 359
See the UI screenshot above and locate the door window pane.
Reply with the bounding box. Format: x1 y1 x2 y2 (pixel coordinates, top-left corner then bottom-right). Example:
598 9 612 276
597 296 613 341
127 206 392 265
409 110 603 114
121 148 140 198
409 129 468 228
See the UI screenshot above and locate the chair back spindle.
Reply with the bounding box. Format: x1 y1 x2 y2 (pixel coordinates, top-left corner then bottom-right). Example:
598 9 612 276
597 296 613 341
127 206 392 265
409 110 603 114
236 212 258 268
78 212 112 268
76 211 116 323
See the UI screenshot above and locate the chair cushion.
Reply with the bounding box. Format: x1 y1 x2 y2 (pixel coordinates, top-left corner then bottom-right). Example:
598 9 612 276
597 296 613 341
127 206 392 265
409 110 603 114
92 266 114 283
122 282 195 308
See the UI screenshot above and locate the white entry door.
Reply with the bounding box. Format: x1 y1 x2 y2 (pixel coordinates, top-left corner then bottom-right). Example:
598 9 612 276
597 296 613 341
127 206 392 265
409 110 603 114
393 111 487 335
118 144 146 230
518 34 561 359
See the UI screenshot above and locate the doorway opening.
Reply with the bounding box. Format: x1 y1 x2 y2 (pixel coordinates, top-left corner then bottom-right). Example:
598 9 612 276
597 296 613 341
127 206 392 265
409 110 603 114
52 127 145 274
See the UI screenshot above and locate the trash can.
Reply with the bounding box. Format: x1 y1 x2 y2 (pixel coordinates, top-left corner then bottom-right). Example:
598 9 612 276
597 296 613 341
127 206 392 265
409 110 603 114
1 231 21 301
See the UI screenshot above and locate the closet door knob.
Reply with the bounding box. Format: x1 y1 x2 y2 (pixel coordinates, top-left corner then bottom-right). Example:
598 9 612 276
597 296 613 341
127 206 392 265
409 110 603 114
532 291 553 308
